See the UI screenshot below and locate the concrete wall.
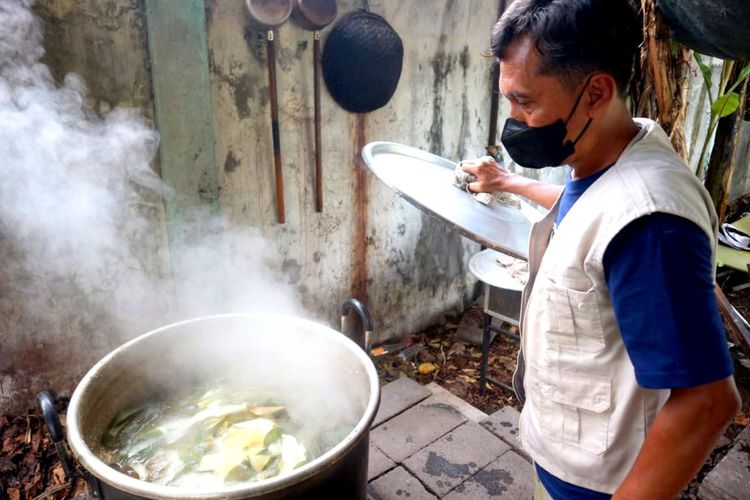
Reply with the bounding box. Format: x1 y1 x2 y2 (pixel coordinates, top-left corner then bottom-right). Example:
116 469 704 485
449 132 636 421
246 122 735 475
1 0 526 414
204 0 499 335
0 0 173 414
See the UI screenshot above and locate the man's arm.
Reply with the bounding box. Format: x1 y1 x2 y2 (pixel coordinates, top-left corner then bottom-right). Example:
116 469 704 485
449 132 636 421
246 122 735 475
460 156 563 209
604 214 741 498
613 376 740 499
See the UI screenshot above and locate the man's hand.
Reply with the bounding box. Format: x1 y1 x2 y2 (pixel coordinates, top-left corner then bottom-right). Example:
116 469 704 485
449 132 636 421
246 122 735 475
460 156 563 209
613 376 741 499
460 156 520 194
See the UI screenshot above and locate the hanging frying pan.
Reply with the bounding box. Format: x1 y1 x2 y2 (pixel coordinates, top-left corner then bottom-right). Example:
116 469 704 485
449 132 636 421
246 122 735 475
246 0 293 224
321 10 403 114
292 0 338 213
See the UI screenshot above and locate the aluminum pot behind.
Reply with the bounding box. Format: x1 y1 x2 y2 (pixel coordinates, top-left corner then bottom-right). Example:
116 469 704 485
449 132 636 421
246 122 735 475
65 313 380 499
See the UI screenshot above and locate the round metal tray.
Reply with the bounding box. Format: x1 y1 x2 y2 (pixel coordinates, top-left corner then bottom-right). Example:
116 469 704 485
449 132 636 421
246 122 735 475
468 249 525 291
362 142 538 260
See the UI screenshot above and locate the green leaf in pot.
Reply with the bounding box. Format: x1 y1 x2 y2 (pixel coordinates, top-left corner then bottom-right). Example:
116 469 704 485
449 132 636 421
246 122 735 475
224 462 255 483
263 425 283 448
102 407 147 448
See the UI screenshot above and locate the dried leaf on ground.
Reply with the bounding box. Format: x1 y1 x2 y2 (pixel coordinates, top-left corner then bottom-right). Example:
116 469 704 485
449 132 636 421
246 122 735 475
418 362 438 375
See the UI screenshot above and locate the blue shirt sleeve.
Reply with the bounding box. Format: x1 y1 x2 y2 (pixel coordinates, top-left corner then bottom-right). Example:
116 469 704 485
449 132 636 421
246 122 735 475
603 213 733 389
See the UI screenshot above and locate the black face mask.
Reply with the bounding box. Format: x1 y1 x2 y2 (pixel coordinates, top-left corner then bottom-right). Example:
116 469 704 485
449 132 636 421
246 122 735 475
500 76 594 169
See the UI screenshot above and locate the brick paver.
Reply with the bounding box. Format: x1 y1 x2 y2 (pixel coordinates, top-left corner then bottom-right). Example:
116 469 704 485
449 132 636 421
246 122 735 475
368 466 438 500
403 422 511 497
480 406 527 460
368 379 535 498
373 376 432 428
371 396 467 462
368 441 396 481
425 382 488 422
699 427 750 500
442 451 533 499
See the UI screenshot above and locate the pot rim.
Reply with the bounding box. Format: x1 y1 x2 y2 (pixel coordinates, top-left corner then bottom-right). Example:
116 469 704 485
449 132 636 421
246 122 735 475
66 312 380 498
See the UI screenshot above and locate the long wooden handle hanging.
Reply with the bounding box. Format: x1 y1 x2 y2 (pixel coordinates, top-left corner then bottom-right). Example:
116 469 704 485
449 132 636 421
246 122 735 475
314 31 323 212
267 30 285 223
486 0 507 159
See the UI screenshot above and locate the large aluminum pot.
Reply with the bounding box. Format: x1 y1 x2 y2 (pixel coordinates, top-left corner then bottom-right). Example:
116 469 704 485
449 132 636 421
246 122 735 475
64 313 380 499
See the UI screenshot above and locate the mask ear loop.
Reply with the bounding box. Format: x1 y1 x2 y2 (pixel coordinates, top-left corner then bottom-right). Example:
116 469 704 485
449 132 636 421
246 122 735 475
564 74 595 147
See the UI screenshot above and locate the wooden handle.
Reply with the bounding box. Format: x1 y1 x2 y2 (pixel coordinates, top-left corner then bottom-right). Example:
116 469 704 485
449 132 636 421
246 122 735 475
267 31 285 224
314 33 323 212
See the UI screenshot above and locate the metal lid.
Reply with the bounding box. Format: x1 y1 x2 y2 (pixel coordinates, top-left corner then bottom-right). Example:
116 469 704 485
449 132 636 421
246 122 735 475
469 249 525 291
362 141 536 260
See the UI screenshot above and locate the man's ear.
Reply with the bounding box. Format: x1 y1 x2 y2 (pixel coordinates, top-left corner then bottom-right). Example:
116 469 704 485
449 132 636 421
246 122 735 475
586 73 616 117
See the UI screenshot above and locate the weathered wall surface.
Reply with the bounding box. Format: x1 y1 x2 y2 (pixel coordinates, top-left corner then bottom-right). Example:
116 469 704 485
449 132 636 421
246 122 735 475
0 0 173 414
205 0 518 333
34 0 153 115
1 0 527 414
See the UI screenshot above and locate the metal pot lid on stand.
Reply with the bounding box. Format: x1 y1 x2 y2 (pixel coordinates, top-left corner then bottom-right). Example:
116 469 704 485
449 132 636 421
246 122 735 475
468 249 525 292
361 142 541 261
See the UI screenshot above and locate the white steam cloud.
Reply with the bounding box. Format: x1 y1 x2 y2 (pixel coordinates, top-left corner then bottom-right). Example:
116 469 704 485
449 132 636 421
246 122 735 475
0 0 369 466
0 0 305 349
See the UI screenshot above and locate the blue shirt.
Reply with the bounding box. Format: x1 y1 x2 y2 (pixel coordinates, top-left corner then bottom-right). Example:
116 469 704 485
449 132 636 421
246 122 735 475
538 167 733 499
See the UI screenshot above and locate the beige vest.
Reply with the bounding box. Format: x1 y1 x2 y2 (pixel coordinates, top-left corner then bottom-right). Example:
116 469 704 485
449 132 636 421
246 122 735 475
516 119 718 493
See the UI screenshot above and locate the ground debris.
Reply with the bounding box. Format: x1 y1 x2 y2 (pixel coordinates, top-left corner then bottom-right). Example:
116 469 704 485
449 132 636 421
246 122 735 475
0 397 87 500
374 303 520 413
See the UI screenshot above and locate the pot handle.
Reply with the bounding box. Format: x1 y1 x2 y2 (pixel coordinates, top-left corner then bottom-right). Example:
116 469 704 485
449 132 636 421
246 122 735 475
341 298 374 354
36 391 76 480
36 392 103 497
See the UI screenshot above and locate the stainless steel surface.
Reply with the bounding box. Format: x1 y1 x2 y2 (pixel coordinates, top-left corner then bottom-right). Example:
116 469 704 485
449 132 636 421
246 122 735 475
362 142 537 260
484 283 522 325
468 249 525 291
66 314 380 499
245 0 293 28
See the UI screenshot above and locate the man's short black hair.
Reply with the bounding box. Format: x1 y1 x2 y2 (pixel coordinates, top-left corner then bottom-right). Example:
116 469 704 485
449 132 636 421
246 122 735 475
491 0 641 96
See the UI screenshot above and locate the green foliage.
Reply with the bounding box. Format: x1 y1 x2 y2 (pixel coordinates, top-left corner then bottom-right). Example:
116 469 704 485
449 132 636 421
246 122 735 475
712 93 741 119
738 64 750 85
670 38 682 59
694 56 750 178
695 53 713 91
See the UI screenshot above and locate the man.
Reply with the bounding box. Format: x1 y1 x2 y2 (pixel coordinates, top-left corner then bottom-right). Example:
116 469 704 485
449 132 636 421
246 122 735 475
461 0 741 498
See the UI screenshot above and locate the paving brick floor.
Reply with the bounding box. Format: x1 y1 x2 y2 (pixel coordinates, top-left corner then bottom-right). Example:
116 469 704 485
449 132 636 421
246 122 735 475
699 426 750 500
368 377 532 499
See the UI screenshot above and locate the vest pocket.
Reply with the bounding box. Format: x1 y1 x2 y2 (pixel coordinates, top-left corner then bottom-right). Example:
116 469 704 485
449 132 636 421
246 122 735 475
542 279 605 353
538 369 612 455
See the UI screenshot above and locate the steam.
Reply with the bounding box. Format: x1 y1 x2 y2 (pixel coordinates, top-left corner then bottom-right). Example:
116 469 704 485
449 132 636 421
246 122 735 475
0 0 304 336
0 0 369 467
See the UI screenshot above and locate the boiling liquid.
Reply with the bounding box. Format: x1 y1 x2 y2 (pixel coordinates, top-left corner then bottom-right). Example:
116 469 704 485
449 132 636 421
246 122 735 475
100 384 353 488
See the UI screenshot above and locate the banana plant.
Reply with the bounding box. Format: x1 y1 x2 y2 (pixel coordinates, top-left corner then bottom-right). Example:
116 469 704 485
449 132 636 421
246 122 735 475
694 54 750 179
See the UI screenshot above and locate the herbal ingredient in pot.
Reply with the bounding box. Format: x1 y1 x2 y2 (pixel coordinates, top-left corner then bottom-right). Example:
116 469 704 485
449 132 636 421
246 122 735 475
100 385 349 488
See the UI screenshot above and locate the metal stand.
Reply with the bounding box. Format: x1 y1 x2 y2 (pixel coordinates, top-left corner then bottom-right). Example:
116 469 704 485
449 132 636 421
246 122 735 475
479 312 520 395
468 249 525 397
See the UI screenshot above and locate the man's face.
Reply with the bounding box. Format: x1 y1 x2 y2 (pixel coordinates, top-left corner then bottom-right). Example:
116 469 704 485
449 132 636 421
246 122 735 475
499 37 587 134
